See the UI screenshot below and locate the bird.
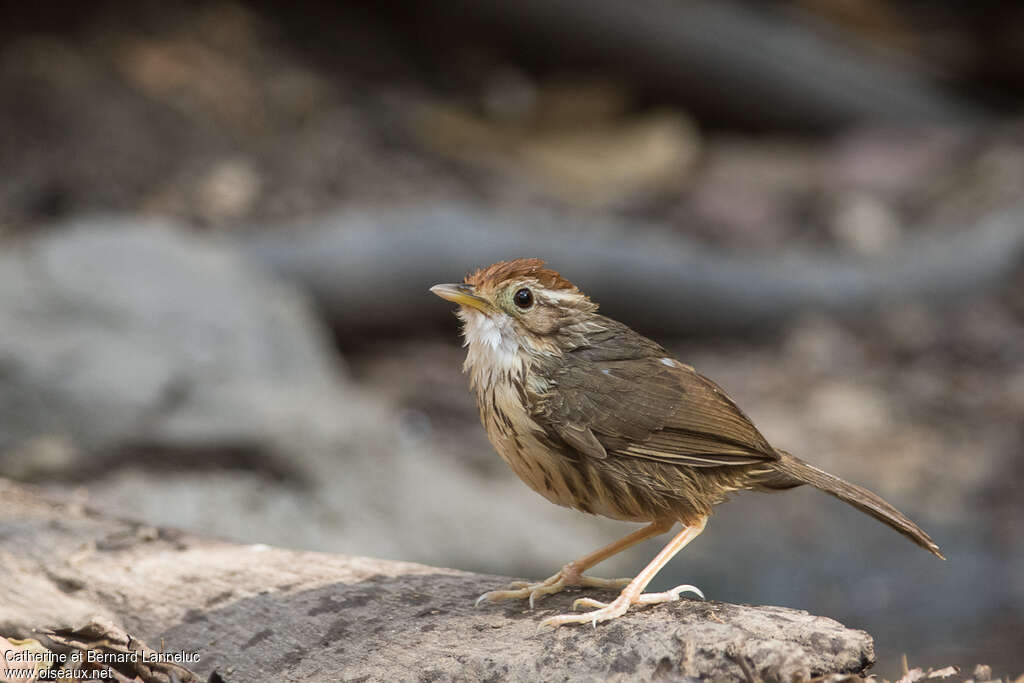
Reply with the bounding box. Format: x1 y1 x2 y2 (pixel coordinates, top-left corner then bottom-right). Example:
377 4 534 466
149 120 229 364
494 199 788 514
430 258 942 628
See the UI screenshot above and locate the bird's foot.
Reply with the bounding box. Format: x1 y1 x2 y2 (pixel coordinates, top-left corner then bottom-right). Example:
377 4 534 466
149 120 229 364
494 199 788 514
539 583 704 629
475 566 631 609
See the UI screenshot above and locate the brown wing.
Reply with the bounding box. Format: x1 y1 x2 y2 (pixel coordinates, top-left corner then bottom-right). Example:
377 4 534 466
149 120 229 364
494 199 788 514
535 324 776 467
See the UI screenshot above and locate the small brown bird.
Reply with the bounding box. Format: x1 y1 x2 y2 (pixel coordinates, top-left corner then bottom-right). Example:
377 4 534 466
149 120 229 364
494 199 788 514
431 258 942 628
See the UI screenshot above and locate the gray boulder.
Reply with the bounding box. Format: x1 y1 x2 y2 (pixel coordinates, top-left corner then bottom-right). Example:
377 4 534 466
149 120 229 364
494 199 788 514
0 217 349 477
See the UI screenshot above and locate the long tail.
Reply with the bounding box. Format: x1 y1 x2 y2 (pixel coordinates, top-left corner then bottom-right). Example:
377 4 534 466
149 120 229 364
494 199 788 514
769 450 944 559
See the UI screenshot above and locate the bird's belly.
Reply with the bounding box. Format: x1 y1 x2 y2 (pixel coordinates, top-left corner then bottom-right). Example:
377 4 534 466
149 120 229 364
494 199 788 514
479 385 579 510
484 415 574 508
480 403 667 522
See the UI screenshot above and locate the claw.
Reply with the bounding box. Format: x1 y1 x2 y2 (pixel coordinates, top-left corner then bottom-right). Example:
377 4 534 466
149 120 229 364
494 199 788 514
678 584 704 600
634 584 704 604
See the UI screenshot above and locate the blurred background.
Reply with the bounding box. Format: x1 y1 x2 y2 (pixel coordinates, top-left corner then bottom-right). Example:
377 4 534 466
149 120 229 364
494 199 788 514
1 1 1022 678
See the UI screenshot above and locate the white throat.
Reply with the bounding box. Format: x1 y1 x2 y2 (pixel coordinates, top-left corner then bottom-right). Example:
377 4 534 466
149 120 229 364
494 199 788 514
459 309 524 392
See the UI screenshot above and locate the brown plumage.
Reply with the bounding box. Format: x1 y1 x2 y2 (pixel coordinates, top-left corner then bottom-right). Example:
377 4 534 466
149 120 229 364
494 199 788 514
431 258 942 628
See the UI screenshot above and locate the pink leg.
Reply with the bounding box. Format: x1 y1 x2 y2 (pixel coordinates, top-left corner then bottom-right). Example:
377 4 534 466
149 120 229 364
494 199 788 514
540 516 708 628
476 520 675 608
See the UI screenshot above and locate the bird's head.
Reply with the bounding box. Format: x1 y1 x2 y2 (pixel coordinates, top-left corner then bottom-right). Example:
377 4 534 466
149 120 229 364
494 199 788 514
430 258 598 358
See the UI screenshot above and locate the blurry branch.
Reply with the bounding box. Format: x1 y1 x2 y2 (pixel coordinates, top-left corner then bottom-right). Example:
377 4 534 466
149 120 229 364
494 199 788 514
242 201 1024 337
418 0 985 129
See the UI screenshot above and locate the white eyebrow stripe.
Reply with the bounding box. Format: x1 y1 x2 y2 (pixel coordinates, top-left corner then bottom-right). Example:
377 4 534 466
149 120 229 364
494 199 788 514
537 288 581 304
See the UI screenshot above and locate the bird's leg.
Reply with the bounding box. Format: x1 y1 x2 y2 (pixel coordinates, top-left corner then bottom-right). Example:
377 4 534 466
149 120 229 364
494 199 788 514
476 520 674 608
540 516 708 628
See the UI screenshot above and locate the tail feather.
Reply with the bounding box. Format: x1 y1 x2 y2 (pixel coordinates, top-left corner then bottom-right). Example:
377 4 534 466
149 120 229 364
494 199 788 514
770 450 944 559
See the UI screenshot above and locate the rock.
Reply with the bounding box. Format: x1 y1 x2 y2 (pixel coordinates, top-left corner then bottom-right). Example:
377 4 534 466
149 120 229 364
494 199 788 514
0 216 351 477
0 479 875 682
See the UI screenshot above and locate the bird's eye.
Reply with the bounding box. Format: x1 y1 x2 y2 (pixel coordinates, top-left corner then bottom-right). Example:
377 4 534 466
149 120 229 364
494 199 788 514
513 287 533 309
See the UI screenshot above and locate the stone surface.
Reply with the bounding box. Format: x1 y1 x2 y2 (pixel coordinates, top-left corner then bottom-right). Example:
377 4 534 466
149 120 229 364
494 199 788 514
0 479 874 682
0 217 350 474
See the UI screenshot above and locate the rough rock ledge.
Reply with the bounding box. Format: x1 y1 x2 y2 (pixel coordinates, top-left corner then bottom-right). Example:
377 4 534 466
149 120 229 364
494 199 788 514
0 479 873 682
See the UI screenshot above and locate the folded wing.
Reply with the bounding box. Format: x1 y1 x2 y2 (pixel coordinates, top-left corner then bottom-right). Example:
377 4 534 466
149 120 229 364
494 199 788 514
535 326 776 467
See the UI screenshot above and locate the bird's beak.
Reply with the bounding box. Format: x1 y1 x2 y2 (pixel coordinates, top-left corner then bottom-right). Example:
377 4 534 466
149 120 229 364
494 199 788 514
430 283 491 312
